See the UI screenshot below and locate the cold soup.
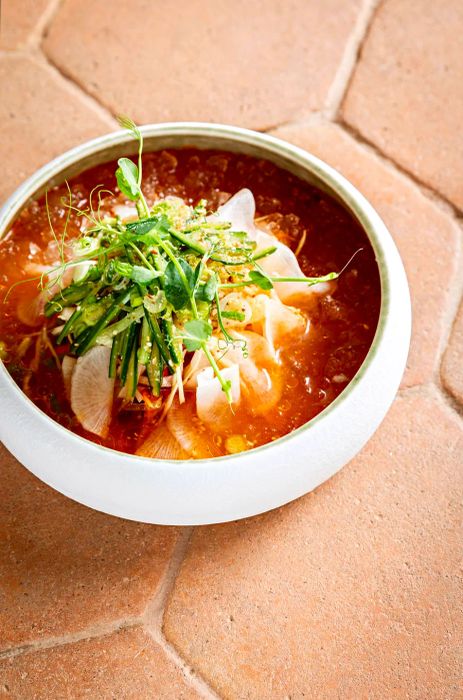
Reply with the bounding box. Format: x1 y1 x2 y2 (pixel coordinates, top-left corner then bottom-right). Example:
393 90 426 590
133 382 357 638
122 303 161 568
0 124 381 459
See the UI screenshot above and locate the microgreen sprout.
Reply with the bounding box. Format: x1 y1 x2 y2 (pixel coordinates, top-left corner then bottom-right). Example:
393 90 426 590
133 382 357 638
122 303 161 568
6 118 352 409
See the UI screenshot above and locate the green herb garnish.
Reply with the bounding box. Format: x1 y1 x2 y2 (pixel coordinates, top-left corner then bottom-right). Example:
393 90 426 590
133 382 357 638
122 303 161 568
23 118 345 407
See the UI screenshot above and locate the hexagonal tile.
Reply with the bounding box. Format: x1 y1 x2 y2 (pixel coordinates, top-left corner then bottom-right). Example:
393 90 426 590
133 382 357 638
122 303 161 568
0 0 51 50
43 0 363 128
342 0 463 210
0 53 113 201
0 627 200 699
165 390 463 699
0 444 179 650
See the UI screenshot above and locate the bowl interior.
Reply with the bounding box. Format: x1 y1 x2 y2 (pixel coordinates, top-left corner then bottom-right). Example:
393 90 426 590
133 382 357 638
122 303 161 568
0 123 389 462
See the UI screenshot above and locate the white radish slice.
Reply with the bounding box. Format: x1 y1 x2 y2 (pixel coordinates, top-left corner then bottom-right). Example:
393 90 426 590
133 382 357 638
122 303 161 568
24 261 75 286
251 294 307 354
257 237 332 303
196 365 240 429
58 308 74 322
213 188 256 233
70 346 115 437
112 204 138 221
61 355 76 401
215 189 332 303
18 263 76 326
183 350 210 390
136 421 189 460
220 331 283 415
167 398 223 458
72 260 96 283
17 292 47 327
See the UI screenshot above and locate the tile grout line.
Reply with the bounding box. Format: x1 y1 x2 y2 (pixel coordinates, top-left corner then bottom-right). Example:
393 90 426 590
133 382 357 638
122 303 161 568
142 527 194 630
329 120 463 367
329 0 463 223
145 629 222 700
1 45 118 129
268 110 463 226
338 118 463 222
0 617 142 662
436 377 463 421
142 527 223 699
19 0 118 129
36 48 119 127
263 112 328 135
398 382 463 422
24 0 64 50
323 0 382 119
0 527 220 698
433 249 463 420
264 0 381 131
433 234 463 386
0 528 223 698
424 382 463 423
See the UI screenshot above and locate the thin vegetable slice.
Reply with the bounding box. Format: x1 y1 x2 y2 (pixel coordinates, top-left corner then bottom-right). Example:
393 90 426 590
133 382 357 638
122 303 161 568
61 355 76 401
166 398 223 458
196 364 240 430
146 341 162 396
221 330 283 415
70 346 114 437
136 421 189 460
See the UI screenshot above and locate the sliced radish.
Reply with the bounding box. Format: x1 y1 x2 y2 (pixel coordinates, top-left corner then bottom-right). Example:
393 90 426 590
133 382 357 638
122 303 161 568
136 421 189 460
215 189 333 303
17 290 47 327
196 365 240 430
220 330 283 415
251 294 307 354
112 204 138 221
61 355 76 401
167 398 223 458
70 346 114 437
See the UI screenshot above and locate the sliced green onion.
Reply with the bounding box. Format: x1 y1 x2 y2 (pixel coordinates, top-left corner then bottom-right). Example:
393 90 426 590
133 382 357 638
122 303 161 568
76 288 131 356
137 316 152 365
125 332 139 398
143 308 175 371
109 332 123 378
251 246 277 262
44 283 92 317
162 317 181 366
146 340 162 396
56 307 83 344
169 228 251 265
120 321 137 385
98 307 145 344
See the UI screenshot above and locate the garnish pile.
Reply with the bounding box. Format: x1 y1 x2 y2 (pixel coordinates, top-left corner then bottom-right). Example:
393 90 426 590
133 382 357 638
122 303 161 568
41 119 338 407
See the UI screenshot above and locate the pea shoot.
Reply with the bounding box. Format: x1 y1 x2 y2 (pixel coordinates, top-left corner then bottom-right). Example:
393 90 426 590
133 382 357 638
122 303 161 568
39 117 342 405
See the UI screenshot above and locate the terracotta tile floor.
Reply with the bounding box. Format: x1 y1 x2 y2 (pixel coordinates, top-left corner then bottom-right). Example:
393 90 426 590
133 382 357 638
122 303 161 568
0 1 462 698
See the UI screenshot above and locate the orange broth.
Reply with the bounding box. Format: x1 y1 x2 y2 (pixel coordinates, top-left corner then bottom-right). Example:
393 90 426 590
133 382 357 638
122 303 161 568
0 150 381 456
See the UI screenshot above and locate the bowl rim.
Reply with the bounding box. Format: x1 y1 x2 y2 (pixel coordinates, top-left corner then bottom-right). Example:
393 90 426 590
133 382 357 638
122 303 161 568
0 121 391 468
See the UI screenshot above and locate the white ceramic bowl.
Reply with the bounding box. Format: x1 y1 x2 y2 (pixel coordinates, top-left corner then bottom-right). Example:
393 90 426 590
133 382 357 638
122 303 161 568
0 123 411 525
